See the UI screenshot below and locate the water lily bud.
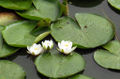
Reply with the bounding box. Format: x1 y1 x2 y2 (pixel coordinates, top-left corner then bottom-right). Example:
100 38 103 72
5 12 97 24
27 43 44 56
42 40 54 50
58 40 76 54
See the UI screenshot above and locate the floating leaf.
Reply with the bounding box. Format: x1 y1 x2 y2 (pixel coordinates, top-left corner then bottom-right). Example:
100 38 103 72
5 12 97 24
0 60 26 79
0 0 32 10
2 21 37 47
69 74 94 79
17 0 62 21
0 42 19 58
108 0 120 10
0 26 19 58
51 13 114 48
35 50 85 78
94 40 120 70
2 21 50 47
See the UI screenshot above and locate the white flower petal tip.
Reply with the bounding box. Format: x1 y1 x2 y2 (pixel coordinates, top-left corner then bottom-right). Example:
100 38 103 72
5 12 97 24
27 43 44 56
42 40 54 50
58 40 77 55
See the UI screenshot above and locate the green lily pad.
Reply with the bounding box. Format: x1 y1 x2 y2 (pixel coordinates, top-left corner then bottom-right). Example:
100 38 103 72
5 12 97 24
69 74 94 79
35 50 85 78
0 42 19 58
0 42 17 58
50 75 93 79
108 0 120 10
94 40 120 70
2 21 50 47
2 21 37 47
51 13 114 48
0 60 26 79
0 0 32 10
17 0 62 21
0 26 18 58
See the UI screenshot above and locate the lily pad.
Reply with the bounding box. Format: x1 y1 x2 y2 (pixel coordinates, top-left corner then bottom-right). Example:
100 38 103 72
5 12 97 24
94 40 120 70
51 13 114 48
0 0 32 10
0 60 26 79
35 50 85 78
2 21 51 47
108 0 120 10
69 74 94 79
0 43 19 58
0 26 19 58
17 0 62 21
2 21 37 47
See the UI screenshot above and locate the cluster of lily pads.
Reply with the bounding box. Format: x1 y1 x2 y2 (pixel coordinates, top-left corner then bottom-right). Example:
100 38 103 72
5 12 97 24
0 0 120 79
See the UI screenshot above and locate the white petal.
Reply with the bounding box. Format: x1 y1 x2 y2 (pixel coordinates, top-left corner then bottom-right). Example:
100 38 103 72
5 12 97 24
42 40 54 50
71 46 77 51
58 42 61 47
32 43 37 48
49 40 53 48
68 41 72 47
63 47 72 54
27 43 44 56
27 46 30 51
27 51 31 54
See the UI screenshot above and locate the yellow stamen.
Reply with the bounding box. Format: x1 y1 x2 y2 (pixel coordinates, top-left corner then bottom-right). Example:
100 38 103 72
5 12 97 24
65 44 68 47
34 48 38 50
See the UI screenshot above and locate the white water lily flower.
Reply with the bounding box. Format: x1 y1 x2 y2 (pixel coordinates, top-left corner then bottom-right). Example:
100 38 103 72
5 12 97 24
58 40 77 54
27 43 44 56
42 40 54 50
